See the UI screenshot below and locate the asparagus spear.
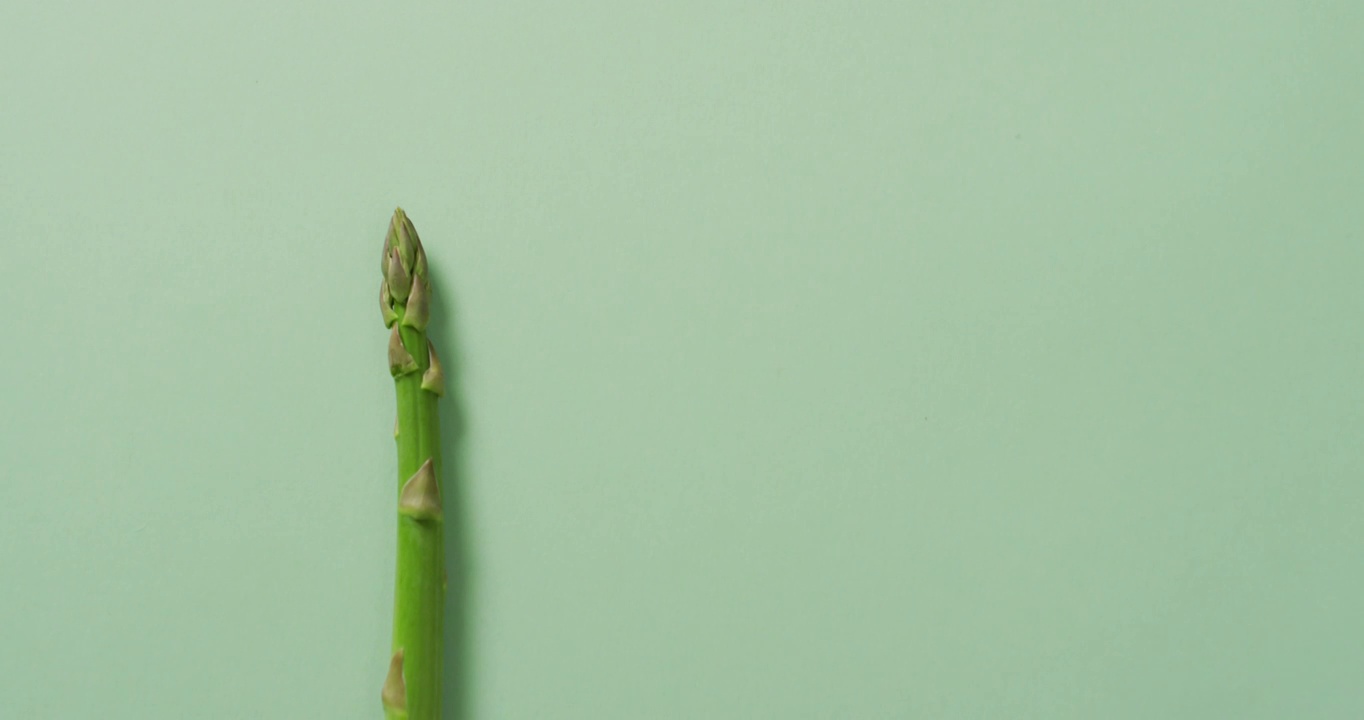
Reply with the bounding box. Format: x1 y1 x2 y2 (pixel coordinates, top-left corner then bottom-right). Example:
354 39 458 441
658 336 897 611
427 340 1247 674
379 208 445 720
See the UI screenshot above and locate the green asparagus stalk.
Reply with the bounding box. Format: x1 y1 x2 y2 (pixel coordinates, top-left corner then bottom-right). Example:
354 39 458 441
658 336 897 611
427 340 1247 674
379 208 445 720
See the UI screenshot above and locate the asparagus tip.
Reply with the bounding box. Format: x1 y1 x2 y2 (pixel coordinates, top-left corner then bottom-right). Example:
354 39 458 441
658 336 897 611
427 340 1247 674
381 280 399 328
391 208 419 274
386 246 412 303
414 244 428 280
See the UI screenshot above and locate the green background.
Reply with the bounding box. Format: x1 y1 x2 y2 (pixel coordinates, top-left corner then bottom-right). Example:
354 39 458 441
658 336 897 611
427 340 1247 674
3 2 1362 718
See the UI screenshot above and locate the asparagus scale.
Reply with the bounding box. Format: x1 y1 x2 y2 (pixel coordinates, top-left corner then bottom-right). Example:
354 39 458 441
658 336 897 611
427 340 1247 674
379 208 445 720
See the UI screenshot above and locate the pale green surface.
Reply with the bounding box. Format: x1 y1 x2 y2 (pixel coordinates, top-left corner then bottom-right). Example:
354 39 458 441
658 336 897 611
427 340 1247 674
2 2 1363 718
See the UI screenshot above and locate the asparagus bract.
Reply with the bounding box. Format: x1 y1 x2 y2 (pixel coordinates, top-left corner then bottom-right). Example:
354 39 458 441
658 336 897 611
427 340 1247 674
380 208 444 720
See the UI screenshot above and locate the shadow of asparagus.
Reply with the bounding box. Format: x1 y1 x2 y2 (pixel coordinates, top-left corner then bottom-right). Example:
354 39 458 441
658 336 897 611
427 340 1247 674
429 264 473 720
